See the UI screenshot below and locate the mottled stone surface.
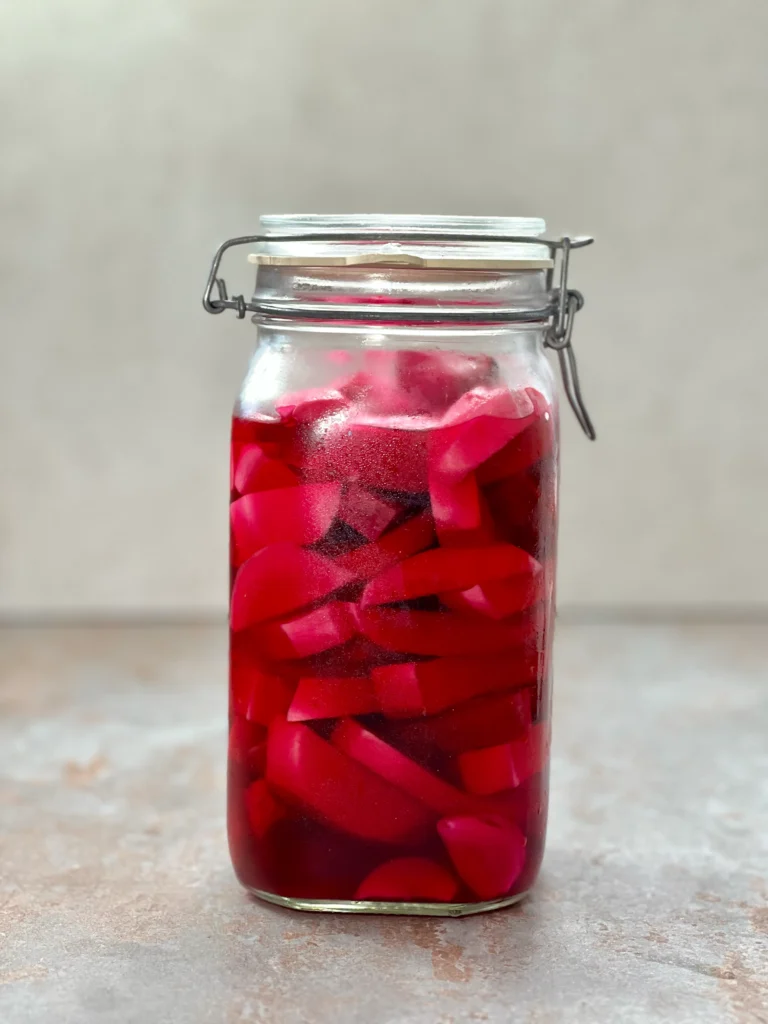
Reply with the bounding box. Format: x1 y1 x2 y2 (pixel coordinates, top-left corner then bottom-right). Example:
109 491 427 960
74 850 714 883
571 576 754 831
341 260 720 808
1 624 766 1023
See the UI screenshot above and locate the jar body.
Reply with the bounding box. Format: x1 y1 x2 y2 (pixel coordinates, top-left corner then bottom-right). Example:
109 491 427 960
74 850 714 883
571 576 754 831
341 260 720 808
227 310 558 914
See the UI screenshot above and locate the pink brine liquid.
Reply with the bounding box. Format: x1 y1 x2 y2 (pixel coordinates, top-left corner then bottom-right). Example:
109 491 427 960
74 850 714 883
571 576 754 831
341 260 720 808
227 351 556 907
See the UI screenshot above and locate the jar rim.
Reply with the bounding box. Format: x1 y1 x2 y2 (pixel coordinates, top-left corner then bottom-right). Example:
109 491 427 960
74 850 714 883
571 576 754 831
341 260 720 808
259 213 546 236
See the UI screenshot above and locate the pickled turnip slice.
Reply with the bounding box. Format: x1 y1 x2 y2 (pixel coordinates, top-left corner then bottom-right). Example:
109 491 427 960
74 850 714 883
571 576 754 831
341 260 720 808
287 677 380 721
266 719 431 843
361 544 539 607
355 857 459 902
355 607 537 656
230 648 294 725
251 602 357 660
334 511 436 581
372 653 537 718
458 724 548 795
233 444 300 495
231 544 354 631
245 779 286 838
339 485 400 541
438 815 527 899
332 719 473 816
231 483 341 564
441 571 543 619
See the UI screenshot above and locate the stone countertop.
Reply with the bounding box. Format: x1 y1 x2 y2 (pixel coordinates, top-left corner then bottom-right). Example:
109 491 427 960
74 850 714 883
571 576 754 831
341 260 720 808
0 623 766 1024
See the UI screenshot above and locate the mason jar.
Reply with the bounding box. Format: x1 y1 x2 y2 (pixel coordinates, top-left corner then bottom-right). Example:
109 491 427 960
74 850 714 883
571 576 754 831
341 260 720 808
204 214 594 916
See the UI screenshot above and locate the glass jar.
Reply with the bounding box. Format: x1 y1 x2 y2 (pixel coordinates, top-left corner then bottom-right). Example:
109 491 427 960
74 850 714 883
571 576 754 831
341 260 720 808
203 215 595 916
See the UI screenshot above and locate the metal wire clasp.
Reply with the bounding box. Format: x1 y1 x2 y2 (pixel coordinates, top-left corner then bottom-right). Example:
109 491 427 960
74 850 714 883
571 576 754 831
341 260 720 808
543 237 596 439
202 229 596 439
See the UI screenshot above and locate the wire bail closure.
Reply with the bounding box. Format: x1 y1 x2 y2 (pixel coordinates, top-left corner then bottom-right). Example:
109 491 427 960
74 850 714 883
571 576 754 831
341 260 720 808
202 230 596 439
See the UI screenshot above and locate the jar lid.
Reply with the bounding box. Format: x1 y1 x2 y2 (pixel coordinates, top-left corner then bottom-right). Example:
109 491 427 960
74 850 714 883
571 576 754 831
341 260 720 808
248 214 554 269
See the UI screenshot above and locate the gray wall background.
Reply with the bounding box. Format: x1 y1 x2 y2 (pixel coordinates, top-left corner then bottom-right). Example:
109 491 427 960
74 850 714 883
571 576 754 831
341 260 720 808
2 0 767 617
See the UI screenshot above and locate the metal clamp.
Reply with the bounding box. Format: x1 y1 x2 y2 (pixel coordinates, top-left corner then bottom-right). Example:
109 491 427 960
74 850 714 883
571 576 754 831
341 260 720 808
202 230 596 438
542 237 596 439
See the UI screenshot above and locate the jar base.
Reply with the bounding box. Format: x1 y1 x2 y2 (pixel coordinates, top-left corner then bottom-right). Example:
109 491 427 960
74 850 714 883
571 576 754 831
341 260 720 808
246 886 531 917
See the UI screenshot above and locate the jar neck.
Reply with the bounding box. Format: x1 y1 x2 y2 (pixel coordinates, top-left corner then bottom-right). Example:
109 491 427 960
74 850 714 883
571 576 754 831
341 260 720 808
252 265 552 325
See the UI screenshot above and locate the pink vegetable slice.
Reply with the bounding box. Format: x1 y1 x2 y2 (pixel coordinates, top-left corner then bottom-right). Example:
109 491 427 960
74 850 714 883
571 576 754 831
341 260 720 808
441 566 543 619
429 469 481 539
355 607 536 656
247 741 267 777
484 467 557 562
440 386 534 428
458 723 549 795
233 444 300 495
361 544 539 608
389 689 533 754
338 363 425 417
245 779 286 838
232 415 296 461
436 487 497 549
230 648 294 724
339 485 399 540
332 719 472 816
430 387 542 479
266 719 431 843
290 636 405 679
476 403 554 484
355 857 459 902
230 482 341 564
396 351 496 414
294 416 430 492
275 386 347 422
484 470 540 530
252 602 357 660
438 815 527 899
287 676 380 721
373 652 538 718
335 511 436 581
231 543 354 631
228 717 267 766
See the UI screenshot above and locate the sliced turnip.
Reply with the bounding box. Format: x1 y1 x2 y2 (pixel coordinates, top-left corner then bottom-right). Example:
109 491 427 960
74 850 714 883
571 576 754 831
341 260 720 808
441 568 543 620
332 718 472 816
339 485 400 541
476 396 554 484
372 653 537 718
233 444 300 495
266 719 431 843
355 857 459 902
458 723 549 795
252 602 357 660
430 387 542 480
355 607 537 656
231 482 341 564
294 416 431 492
429 470 481 540
287 676 380 721
361 544 539 607
438 815 527 899
230 544 354 631
396 351 496 413
228 717 267 766
275 386 347 422
335 511 436 581
245 779 286 838
387 690 533 754
229 648 294 724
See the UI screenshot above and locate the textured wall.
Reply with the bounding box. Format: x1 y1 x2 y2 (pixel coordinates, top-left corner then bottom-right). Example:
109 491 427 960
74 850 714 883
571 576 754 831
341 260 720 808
1 0 767 615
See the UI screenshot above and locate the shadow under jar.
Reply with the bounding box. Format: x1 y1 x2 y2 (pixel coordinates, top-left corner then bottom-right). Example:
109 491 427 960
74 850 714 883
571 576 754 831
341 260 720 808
205 214 595 916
